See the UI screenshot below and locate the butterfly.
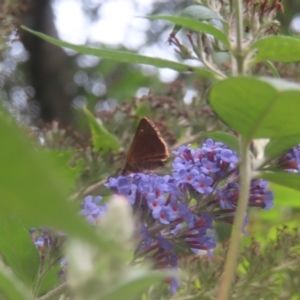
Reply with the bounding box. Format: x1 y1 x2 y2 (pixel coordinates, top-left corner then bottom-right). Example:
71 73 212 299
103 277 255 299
121 117 170 175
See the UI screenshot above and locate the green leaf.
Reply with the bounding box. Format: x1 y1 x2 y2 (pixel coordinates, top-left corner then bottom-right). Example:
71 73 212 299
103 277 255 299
179 5 222 20
263 60 280 78
0 261 32 300
38 265 61 296
270 183 300 207
258 172 300 192
148 15 230 48
21 26 220 80
265 134 300 158
83 106 120 155
251 36 300 63
0 217 39 287
209 76 300 140
0 111 108 250
205 131 239 152
100 271 172 300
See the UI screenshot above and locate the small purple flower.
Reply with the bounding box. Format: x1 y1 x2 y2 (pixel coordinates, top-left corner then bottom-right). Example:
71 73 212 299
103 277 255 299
34 237 44 248
249 179 274 210
177 204 195 228
79 195 107 225
172 156 193 171
147 194 165 211
139 225 154 248
192 174 213 194
153 205 176 224
60 258 68 267
202 139 224 152
116 176 132 194
190 233 217 257
279 145 300 172
169 277 179 294
219 149 238 163
172 145 191 156
169 198 181 218
170 223 184 235
200 158 220 174
157 233 173 251
105 177 118 192
194 147 205 162
263 191 274 210
216 188 235 209
173 168 198 185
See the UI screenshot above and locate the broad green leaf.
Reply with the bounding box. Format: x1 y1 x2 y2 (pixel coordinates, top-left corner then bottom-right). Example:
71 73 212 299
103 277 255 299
270 183 300 207
251 36 300 63
22 26 220 80
0 217 39 287
148 15 230 48
249 206 280 223
0 112 108 249
209 77 300 140
100 271 172 300
38 265 61 296
205 131 239 152
258 172 300 192
0 261 32 300
265 134 300 158
83 106 120 155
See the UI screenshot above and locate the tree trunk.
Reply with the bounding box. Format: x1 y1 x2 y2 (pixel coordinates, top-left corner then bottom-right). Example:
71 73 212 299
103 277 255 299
21 0 75 125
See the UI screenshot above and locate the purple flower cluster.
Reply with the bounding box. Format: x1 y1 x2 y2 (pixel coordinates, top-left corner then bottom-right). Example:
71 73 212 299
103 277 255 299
29 227 64 264
30 227 53 252
279 144 300 173
170 140 273 217
172 139 238 191
81 139 274 294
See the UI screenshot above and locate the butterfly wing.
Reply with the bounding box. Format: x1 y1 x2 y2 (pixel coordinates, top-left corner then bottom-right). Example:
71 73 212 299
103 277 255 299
122 117 169 174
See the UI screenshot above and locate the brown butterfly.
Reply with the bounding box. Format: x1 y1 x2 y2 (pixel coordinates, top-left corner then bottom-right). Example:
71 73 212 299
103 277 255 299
121 117 170 175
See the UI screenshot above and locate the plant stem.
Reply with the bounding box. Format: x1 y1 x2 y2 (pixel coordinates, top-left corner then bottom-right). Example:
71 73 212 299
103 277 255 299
217 1 251 298
37 282 69 300
234 0 245 75
217 137 251 300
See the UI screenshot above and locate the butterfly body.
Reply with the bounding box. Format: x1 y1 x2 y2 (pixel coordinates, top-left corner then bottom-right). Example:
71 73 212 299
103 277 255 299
121 117 170 175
